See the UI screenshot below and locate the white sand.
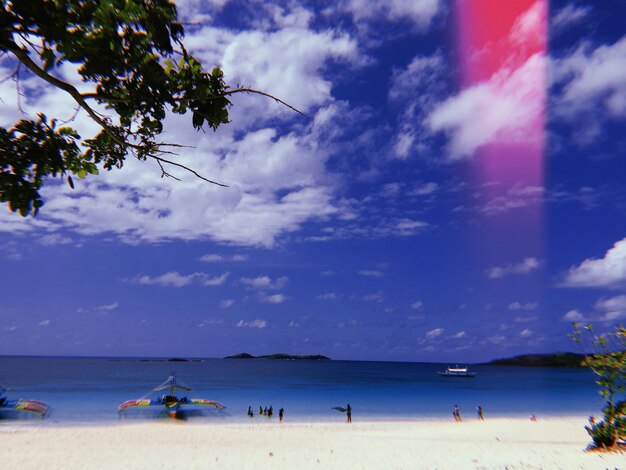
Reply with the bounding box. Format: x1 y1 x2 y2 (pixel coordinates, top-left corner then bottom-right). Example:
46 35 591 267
1 417 623 469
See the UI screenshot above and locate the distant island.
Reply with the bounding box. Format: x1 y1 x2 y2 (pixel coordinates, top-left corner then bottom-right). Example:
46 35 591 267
486 352 585 368
224 353 331 361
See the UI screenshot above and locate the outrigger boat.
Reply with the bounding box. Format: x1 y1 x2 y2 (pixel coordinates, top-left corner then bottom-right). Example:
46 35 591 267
118 372 224 419
438 365 476 378
0 385 48 417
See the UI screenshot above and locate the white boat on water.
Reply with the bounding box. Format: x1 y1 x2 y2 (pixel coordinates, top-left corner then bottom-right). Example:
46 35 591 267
438 365 476 378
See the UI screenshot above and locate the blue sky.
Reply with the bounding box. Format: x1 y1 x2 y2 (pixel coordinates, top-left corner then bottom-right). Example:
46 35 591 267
1 0 625 362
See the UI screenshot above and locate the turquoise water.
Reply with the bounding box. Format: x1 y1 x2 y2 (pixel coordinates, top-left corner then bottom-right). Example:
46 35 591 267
0 356 603 424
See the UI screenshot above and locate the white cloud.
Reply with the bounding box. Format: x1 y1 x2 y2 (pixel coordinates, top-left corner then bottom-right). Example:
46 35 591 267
37 233 73 246
317 293 341 301
97 302 118 312
219 299 235 308
0 10 372 248
508 302 538 311
480 185 544 216
411 300 423 310
339 0 442 31
425 328 444 338
236 319 267 328
204 272 230 286
132 271 229 287
200 254 223 263
198 318 224 327
519 329 533 338
552 36 626 120
488 257 540 279
551 4 591 31
428 53 546 160
240 275 287 290
510 1 546 46
452 331 465 339
561 295 626 323
0 241 22 260
408 182 439 196
561 238 626 288
259 293 287 304
594 295 626 321
219 28 362 113
38 320 50 327
358 269 384 278
320 270 335 277
388 53 448 159
486 335 507 345
363 292 384 303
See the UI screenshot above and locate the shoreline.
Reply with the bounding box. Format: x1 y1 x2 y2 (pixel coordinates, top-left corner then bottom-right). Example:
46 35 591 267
2 417 623 469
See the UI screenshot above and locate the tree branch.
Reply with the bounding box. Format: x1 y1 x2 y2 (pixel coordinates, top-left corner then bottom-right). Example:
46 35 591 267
81 87 310 118
7 43 227 187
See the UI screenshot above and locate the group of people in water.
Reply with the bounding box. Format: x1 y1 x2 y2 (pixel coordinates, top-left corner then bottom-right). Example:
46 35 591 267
452 404 484 422
247 404 352 423
248 405 285 421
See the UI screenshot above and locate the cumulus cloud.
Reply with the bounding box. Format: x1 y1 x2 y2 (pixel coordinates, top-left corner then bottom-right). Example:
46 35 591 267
561 238 626 288
551 4 591 32
0 4 374 248
561 295 626 323
240 275 288 290
488 257 541 279
452 331 465 338
259 293 287 304
337 0 442 32
218 27 362 113
425 328 444 338
552 36 626 122
388 52 449 159
428 53 546 160
132 271 229 287
562 309 585 322
519 329 533 338
236 319 267 328
594 295 626 321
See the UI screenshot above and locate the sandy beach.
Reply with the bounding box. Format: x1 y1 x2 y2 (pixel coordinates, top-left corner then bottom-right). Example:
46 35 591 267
1 417 623 469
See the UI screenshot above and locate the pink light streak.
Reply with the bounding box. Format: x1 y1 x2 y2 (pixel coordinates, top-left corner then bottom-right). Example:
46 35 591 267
455 0 547 190
452 0 548 275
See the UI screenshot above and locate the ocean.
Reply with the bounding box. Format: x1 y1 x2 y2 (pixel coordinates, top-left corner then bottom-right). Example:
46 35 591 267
0 356 603 425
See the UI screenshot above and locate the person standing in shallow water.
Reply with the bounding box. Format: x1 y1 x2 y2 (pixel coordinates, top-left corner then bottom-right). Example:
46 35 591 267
453 404 461 422
346 404 352 423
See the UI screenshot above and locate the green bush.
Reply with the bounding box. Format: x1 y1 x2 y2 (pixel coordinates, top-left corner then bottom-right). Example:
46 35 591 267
586 420 617 448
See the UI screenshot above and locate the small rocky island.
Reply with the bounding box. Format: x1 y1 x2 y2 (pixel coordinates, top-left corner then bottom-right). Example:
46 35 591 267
487 352 585 368
224 353 331 361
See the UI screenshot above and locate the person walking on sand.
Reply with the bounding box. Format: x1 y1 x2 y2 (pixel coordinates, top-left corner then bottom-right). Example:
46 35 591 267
346 404 352 423
477 405 484 421
453 404 461 422
279 407 284 422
